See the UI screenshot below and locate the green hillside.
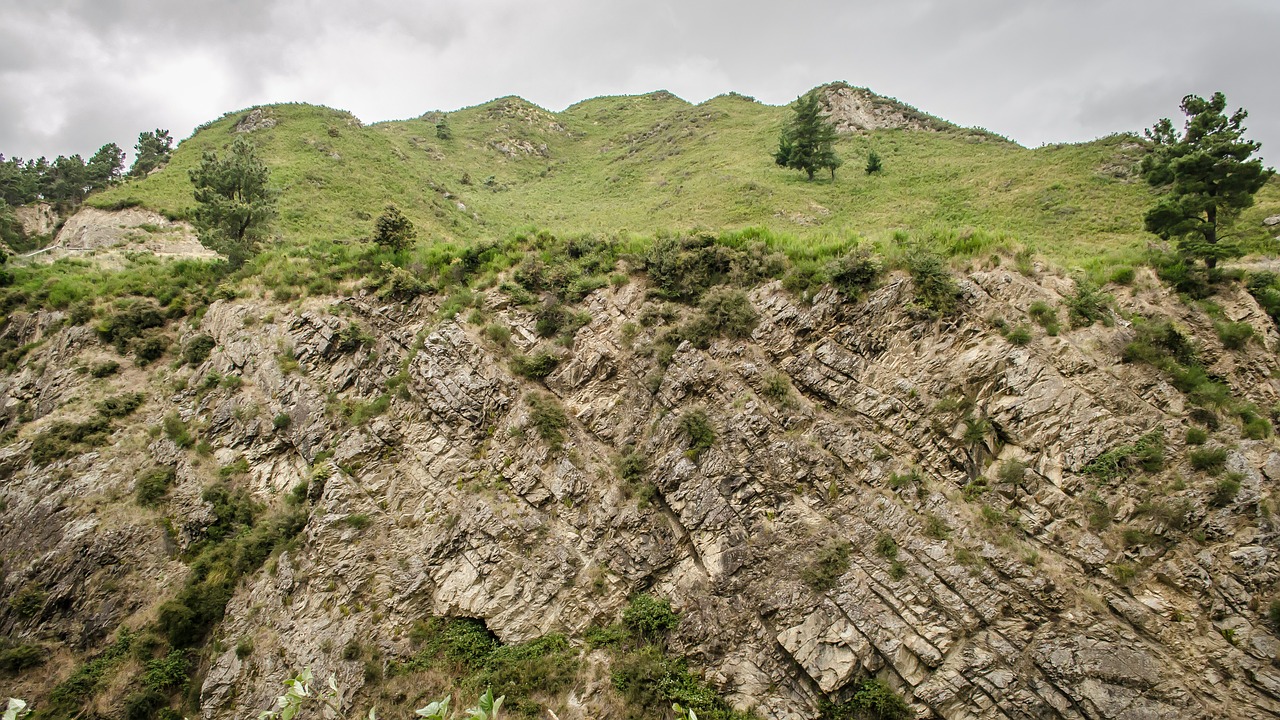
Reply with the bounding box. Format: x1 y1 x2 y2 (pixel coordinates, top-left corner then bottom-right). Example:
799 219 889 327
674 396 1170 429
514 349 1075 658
86 82 1280 275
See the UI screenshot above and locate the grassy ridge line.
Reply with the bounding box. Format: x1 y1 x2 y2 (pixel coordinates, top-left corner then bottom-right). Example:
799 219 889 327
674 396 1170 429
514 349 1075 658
86 89 1280 271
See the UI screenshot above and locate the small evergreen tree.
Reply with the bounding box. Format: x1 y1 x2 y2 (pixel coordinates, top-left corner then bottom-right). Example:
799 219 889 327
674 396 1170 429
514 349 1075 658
87 143 125 190
436 114 453 140
865 150 883 175
1140 92 1274 268
372 204 417 251
189 136 275 269
130 129 173 177
775 92 842 181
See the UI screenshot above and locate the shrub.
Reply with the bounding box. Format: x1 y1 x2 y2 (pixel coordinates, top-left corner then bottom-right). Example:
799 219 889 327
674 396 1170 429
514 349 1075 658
1066 279 1111 327
618 450 648 482
182 334 216 365
526 393 568 450
31 417 112 465
874 533 898 560
905 247 961 317
821 678 913 720
1109 266 1136 285
136 466 177 507
998 459 1028 486
0 641 45 673
1005 325 1032 345
1028 300 1060 335
342 514 372 530
623 594 680 640
334 323 373 353
272 413 292 431
372 204 417 251
163 413 194 448
801 539 852 591
1083 431 1165 480
827 248 881 298
96 299 165 353
865 150 883 175
1211 474 1242 507
512 351 560 380
1215 321 1254 350
678 409 715 460
485 324 511 345
1185 427 1208 445
1189 447 1228 474
698 286 757 339
133 333 170 365
89 360 120 378
95 392 145 418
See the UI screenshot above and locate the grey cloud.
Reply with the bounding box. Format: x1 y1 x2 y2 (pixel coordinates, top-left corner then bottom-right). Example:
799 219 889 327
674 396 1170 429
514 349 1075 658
0 0 1276 165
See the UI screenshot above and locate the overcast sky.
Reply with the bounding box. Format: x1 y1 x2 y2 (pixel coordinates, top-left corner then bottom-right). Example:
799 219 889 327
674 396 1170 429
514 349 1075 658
2 0 1278 166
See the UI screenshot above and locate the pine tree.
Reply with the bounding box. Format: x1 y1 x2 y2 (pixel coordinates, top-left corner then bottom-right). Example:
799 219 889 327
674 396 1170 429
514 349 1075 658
435 114 452 141
87 143 125 191
189 136 276 269
865 150 883 175
372 204 417 251
775 92 842 181
1140 92 1274 268
130 129 173 177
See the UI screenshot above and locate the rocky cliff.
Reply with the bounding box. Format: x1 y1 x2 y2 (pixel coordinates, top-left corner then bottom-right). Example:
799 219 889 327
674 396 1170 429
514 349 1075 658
3 246 1280 720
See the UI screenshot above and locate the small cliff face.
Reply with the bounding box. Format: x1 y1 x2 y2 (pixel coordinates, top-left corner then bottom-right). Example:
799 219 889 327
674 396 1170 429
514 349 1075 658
3 263 1280 719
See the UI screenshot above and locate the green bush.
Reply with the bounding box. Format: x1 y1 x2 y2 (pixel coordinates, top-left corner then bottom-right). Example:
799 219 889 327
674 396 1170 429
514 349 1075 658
1189 446 1228 474
1083 431 1164 480
31 416 112 465
827 248 881 298
698 286 758 339
905 247 961 317
1004 325 1032 345
512 351 560 380
272 413 292 431
136 466 177 507
526 393 568 450
1109 266 1136 285
162 413 194 448
801 539 852 591
610 644 747 720
998 459 1028 486
874 533 898 560
0 641 45 673
622 594 680 640
678 409 715 460
1215 321 1254 350
96 299 166 353
1211 474 1242 507
133 333 170 365
1185 427 1208 445
89 360 120 378
643 232 784 303
95 392 145 418
1065 279 1111 327
1028 300 1060 335
334 323 373 353
182 334 216 365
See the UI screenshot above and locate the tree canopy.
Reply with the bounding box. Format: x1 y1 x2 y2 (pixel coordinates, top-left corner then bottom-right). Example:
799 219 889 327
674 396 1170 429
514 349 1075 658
1140 92 1274 268
372 204 417 251
189 136 276 269
774 92 842 181
131 129 173 177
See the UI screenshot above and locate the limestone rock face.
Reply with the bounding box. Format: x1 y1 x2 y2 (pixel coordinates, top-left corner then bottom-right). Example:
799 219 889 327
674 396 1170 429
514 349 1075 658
41 206 213 262
4 265 1280 720
13 203 58 238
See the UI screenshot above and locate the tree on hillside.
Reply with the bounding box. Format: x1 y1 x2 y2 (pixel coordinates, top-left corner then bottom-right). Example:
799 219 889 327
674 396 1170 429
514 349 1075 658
130 129 173 177
436 114 452 141
44 154 90 205
373 204 417 251
1140 92 1274 268
87 143 126 190
189 136 276 269
775 92 842 181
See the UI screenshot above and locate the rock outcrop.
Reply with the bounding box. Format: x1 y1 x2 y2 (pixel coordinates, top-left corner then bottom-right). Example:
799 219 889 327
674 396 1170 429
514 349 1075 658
3 264 1280 719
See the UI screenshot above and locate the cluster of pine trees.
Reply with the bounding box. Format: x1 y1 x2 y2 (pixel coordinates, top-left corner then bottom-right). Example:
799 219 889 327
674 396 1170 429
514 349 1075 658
0 130 172 209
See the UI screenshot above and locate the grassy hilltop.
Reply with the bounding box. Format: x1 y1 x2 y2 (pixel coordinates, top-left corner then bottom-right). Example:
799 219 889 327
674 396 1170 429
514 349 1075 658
86 82 1280 273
